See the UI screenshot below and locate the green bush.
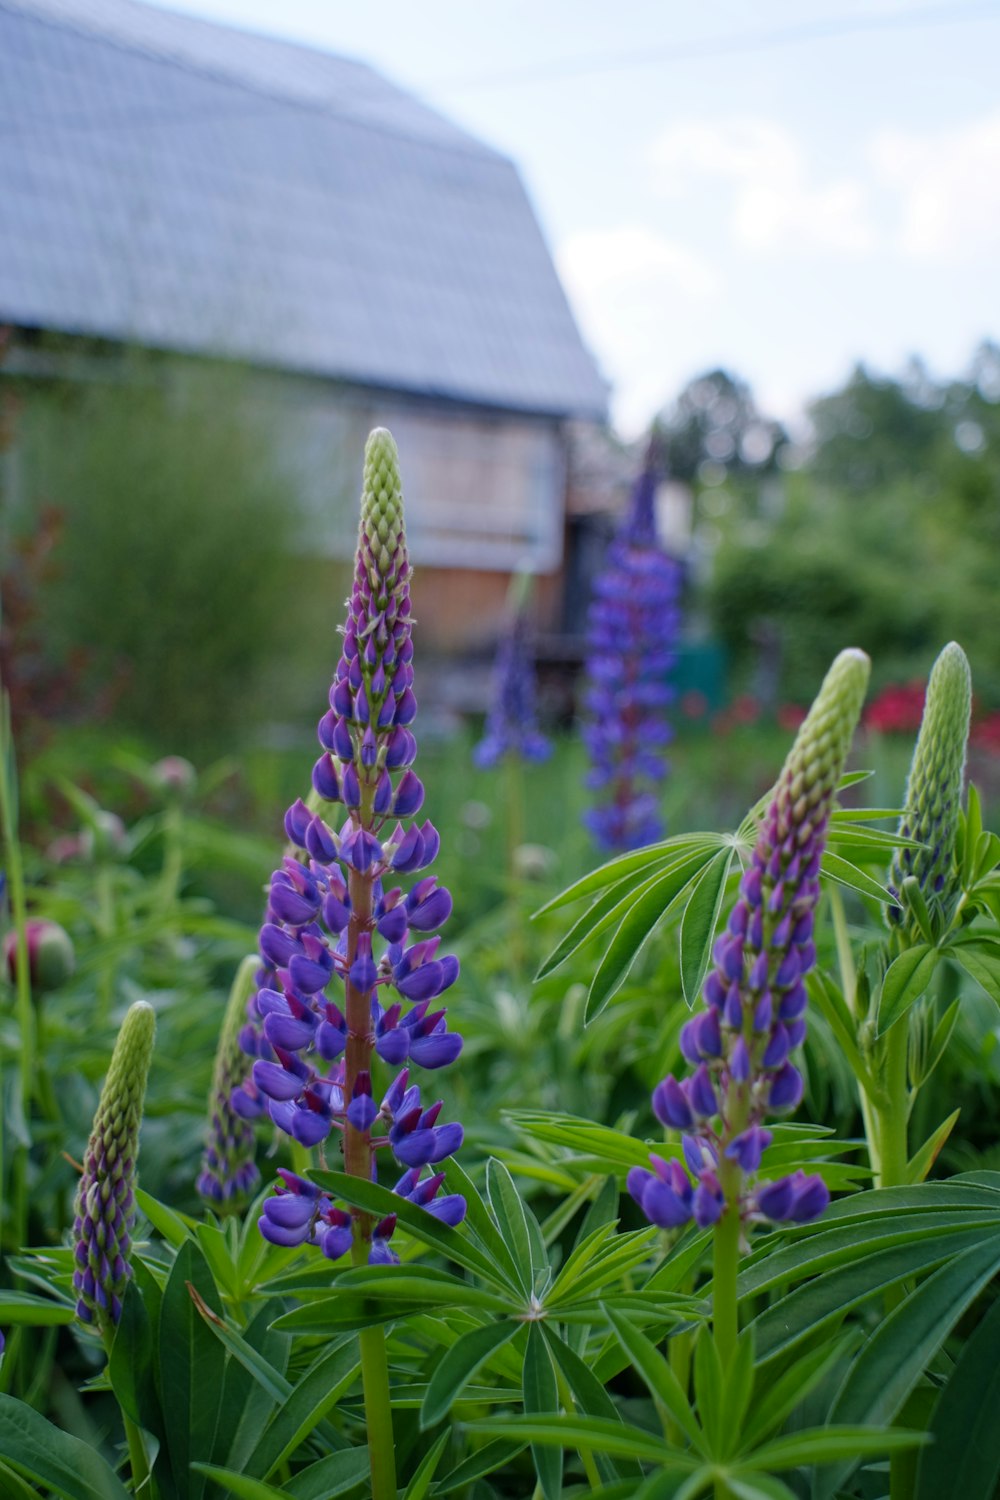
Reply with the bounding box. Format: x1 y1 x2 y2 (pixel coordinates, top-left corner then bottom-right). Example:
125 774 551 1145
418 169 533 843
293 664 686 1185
16 357 315 750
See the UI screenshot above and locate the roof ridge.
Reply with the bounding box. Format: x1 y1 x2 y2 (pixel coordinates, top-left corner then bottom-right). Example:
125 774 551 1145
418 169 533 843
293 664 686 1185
0 0 505 163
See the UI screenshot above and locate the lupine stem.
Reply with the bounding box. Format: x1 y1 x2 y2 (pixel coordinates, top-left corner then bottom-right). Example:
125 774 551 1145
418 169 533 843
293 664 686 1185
356 1323 397 1500
712 1166 742 1374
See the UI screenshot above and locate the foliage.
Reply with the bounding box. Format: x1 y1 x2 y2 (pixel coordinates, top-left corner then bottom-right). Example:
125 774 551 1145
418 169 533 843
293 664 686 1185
9 356 312 752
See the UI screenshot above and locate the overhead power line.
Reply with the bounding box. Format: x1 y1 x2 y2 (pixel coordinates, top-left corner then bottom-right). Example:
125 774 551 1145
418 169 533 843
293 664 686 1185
428 2 1000 94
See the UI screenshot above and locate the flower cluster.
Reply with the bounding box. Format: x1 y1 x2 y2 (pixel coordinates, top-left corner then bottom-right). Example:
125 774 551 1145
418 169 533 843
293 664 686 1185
73 1001 155 1326
238 430 465 1264
197 956 260 1209
582 462 682 851
888 641 971 936
629 650 870 1239
473 606 550 769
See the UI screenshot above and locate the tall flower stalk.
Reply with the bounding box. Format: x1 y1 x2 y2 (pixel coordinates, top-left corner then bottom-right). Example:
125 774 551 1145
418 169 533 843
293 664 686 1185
246 430 464 1500
583 458 682 851
628 650 870 1375
871 641 971 1188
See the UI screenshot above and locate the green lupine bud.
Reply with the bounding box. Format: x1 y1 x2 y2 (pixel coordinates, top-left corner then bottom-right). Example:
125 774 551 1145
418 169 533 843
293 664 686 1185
197 957 260 1210
359 428 406 598
774 648 872 833
889 642 971 933
72 1002 155 1328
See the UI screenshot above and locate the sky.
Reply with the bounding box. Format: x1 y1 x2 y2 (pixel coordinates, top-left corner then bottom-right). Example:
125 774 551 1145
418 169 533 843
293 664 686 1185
145 0 1000 436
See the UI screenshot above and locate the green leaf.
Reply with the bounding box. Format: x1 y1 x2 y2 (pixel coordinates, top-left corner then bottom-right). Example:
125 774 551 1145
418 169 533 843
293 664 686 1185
915 1291 1000 1499
953 942 1000 1007
486 1158 536 1294
136 1188 196 1249
820 850 893 904
534 834 725 915
536 864 674 980
816 1236 1000 1498
463 1415 689 1466
721 1331 755 1457
247 1341 358 1479
542 1326 636 1484
272 1269 513 1334
190 1468 287 1500
741 1336 855 1450
109 1279 159 1433
680 849 735 1007
586 850 717 1023
282 1450 370 1500
506 1109 672 1171
524 1323 562 1500
604 1305 704 1453
749 1227 995 1361
548 1228 659 1309
435 1438 529 1495
401 1432 450 1500
907 1109 961 1184
420 1318 520 1429
745 1425 923 1470
876 943 941 1035
726 1476 798 1500
0 1395 131 1500
441 1156 523 1290
693 1327 724 1455
309 1169 508 1288
0 1290 75 1325
216 1301 291 1475
157 1240 225 1500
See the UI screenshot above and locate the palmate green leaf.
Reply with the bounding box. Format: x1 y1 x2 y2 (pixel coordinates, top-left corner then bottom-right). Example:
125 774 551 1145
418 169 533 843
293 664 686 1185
915 1291 1000 1500
486 1158 537 1295
158 1240 225 1500
109 1280 160 1436
548 1228 659 1310
542 1323 639 1484
523 1323 562 1500
536 858 686 980
815 1236 1000 1499
586 848 720 1023
190 1288 292 1404
603 1305 704 1453
420 1317 521 1428
136 1188 196 1249
534 833 727 915
282 1450 370 1500
725 1476 797 1500
875 943 941 1035
309 1169 509 1288
680 848 736 1007
506 1109 677 1171
694 1325 725 1455
0 1395 131 1500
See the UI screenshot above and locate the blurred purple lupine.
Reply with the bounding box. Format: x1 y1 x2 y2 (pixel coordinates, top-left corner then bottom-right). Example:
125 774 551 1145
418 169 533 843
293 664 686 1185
197 956 260 1209
628 650 870 1240
246 430 465 1265
582 459 682 851
473 607 551 769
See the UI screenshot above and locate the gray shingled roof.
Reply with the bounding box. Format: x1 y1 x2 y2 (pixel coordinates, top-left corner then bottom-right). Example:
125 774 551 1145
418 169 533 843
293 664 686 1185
0 0 608 417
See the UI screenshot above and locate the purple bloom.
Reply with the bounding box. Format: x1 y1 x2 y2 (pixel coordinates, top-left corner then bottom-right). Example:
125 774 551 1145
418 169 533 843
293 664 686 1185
631 651 870 1243
253 431 465 1261
582 460 683 852
473 605 552 768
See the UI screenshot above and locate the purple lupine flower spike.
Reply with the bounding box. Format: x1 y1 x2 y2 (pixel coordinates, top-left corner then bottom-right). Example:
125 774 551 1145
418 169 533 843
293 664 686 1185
474 600 551 769
73 1002 155 1327
630 650 870 1240
582 455 683 851
197 956 261 1209
255 430 465 1265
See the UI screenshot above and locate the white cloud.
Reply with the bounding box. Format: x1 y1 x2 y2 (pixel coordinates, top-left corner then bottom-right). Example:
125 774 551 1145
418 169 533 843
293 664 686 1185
649 118 874 256
872 109 1000 261
556 226 719 434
